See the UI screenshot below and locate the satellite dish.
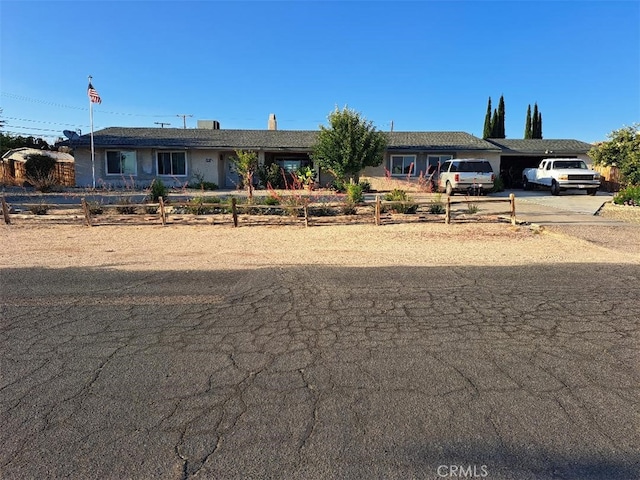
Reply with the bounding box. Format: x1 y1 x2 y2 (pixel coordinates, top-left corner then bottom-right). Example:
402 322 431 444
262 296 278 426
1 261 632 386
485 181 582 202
63 130 80 140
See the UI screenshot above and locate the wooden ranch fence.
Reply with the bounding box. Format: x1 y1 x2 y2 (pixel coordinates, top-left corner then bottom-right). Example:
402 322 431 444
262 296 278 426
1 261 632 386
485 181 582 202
1 194 518 227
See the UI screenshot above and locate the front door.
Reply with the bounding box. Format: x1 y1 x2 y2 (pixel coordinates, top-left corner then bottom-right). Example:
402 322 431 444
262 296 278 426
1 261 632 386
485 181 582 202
225 159 239 189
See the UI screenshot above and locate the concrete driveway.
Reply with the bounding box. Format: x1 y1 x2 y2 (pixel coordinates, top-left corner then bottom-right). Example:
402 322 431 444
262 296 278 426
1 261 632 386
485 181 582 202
491 189 614 215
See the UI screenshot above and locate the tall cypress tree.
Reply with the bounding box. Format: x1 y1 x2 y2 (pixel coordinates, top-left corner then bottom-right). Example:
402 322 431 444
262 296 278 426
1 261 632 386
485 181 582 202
497 95 506 138
490 109 500 138
537 112 543 139
483 97 492 138
524 104 532 139
532 103 540 139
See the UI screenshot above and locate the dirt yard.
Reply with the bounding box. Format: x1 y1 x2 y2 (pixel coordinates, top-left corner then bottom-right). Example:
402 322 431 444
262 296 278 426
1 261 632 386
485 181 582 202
2 219 639 273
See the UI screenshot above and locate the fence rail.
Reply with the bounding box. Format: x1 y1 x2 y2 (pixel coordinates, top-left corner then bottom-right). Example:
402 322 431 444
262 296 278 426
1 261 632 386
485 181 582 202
1 194 517 227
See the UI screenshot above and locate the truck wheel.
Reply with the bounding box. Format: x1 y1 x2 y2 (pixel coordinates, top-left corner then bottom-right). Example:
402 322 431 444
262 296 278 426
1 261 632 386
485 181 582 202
523 177 530 191
550 181 560 196
587 188 597 196
445 182 453 196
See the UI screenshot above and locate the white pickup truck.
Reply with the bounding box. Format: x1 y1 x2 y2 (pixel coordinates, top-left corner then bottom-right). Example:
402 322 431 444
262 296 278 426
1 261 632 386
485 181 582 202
522 159 601 196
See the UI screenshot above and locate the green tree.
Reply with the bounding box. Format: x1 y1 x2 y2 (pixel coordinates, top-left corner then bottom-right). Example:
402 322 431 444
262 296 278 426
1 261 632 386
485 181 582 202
490 109 499 138
482 97 493 139
497 95 506 138
231 149 259 199
532 103 540 139
537 111 543 139
311 106 387 183
524 104 532 139
0 132 52 157
589 124 640 185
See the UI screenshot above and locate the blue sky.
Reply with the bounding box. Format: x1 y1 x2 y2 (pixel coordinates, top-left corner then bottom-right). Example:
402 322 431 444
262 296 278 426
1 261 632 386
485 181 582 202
1 1 638 144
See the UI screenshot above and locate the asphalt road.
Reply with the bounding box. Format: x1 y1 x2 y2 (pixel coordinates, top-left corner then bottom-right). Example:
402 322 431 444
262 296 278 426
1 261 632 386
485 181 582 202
1 263 639 480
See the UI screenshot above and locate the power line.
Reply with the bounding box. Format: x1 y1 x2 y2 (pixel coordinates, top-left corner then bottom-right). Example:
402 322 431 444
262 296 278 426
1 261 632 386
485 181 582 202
5 124 68 133
3 116 89 128
1 92 176 117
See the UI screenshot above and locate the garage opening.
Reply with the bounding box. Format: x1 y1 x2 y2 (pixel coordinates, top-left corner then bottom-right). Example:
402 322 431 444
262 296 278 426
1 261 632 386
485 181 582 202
499 156 551 189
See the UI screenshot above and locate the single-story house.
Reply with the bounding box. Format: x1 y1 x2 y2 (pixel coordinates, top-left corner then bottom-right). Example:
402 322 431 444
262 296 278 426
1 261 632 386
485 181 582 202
60 116 593 190
1 147 75 186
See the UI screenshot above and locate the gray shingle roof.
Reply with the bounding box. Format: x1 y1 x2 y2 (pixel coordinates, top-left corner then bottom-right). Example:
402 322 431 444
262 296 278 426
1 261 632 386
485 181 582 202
485 138 594 154
386 131 501 151
64 127 501 152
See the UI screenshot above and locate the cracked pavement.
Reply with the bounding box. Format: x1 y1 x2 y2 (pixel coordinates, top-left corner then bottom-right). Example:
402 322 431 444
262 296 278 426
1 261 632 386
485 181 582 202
1 262 639 479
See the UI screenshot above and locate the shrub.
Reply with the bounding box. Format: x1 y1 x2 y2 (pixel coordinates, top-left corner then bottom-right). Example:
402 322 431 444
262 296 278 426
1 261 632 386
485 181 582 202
491 175 505 193
466 203 480 214
329 178 347 193
87 201 104 215
263 195 280 206
28 202 49 215
149 178 168 202
358 180 372 192
257 163 286 190
296 166 316 189
116 197 137 214
613 185 640 206
384 189 408 201
383 189 417 214
342 201 358 215
25 154 56 179
428 194 446 214
24 154 58 192
346 183 364 203
185 197 213 215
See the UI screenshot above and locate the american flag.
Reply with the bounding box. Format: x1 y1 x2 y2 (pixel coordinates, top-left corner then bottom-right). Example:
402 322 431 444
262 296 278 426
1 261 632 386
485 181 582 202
87 82 102 104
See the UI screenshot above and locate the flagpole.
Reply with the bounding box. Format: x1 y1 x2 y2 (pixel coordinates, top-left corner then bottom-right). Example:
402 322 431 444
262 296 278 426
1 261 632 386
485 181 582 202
89 75 96 189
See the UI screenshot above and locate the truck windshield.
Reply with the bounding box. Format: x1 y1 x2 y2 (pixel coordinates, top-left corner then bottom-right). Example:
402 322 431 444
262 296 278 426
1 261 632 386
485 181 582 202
554 161 587 169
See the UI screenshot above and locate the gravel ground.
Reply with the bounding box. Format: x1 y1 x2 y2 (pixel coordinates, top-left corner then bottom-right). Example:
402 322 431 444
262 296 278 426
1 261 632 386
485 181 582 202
2 219 638 272
597 202 640 224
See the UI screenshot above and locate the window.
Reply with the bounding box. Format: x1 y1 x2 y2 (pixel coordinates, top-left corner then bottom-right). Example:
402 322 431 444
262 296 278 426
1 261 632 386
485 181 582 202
458 161 493 173
276 158 310 173
390 155 416 175
391 155 452 176
157 151 186 176
106 150 137 176
428 155 452 175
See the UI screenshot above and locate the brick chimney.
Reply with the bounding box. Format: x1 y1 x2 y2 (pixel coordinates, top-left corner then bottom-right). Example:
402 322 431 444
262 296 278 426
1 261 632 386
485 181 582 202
268 113 277 130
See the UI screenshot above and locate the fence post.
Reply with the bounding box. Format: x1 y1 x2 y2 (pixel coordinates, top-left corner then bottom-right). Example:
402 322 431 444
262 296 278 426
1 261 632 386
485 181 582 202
1 196 11 225
231 198 238 227
375 195 381 226
81 198 92 227
159 196 166 226
445 195 451 224
509 193 516 226
303 203 309 227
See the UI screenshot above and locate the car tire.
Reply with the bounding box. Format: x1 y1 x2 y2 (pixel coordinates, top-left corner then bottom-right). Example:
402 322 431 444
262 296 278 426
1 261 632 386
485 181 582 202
550 181 560 196
523 177 530 190
587 188 598 196
445 182 453 196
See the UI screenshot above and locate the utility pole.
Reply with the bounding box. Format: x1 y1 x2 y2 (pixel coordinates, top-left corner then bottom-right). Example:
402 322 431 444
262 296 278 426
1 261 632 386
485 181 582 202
176 114 193 129
154 122 171 128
